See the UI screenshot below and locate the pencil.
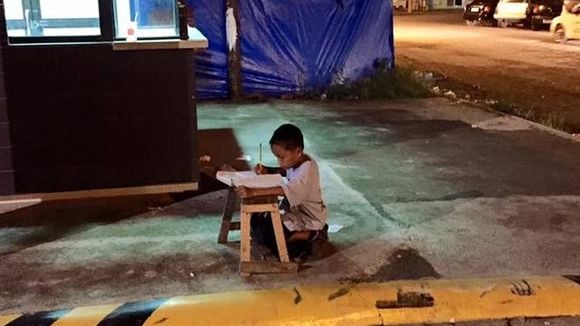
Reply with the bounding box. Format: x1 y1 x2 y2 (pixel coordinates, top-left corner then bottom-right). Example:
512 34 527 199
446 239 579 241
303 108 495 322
259 143 262 165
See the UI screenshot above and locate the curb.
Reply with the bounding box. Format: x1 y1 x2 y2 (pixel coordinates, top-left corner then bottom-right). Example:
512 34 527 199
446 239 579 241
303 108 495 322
473 101 580 143
414 67 580 143
1 275 580 325
443 94 580 143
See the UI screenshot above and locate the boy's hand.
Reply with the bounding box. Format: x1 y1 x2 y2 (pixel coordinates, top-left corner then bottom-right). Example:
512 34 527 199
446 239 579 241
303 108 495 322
254 163 267 175
235 186 253 198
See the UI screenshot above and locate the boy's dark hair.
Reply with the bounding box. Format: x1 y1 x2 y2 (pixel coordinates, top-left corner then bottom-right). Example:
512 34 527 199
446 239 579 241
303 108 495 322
269 124 304 150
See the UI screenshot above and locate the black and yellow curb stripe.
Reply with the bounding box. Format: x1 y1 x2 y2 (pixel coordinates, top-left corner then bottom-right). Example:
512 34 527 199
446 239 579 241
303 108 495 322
2 275 579 325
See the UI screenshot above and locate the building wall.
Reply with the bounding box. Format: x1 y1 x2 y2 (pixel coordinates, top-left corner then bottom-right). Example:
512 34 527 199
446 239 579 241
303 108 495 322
0 0 15 195
0 0 198 194
430 0 466 9
4 45 198 193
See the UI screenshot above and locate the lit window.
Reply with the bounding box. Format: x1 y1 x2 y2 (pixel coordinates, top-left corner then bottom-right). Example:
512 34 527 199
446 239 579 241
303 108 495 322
4 0 100 37
114 0 178 40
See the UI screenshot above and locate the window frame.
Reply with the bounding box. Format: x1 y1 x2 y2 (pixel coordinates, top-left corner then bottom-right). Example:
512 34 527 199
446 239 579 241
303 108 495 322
5 0 179 45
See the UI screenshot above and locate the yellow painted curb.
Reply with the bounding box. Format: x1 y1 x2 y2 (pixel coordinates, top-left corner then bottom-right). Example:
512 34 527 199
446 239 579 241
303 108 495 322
51 303 123 326
2 276 579 326
0 315 20 326
144 276 580 325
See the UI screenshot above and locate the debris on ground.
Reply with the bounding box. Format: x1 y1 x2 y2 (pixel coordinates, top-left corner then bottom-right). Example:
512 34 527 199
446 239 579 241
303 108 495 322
444 90 456 99
471 116 533 131
328 224 344 233
414 71 442 83
415 71 435 81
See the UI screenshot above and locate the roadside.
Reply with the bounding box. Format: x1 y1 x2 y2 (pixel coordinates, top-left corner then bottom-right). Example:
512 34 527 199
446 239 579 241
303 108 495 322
2 276 580 325
3 9 580 325
1 99 580 316
394 10 580 134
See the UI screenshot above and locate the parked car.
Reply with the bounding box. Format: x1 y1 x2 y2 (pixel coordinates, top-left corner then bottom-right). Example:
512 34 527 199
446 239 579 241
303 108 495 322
530 0 563 29
550 0 580 42
463 0 500 25
494 0 563 29
494 0 529 27
393 0 408 10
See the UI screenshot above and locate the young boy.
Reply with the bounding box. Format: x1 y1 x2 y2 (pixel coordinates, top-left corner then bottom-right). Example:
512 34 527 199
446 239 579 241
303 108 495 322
235 124 328 259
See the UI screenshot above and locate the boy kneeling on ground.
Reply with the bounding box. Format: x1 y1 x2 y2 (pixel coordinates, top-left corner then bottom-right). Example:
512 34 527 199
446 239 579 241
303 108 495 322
235 123 329 261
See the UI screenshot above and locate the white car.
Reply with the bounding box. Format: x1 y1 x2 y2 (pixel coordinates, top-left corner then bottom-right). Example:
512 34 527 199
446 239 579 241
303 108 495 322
494 0 530 27
392 0 408 10
550 0 580 42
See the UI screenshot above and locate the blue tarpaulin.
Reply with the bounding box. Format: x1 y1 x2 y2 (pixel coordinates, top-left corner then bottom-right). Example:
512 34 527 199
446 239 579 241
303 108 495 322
189 0 229 99
189 0 394 99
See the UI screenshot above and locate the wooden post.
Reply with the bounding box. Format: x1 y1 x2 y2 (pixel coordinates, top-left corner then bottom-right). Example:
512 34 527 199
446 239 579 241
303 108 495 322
225 0 242 99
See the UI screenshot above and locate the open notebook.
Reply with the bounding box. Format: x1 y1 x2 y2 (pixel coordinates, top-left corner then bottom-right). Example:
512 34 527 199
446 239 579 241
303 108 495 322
216 171 283 188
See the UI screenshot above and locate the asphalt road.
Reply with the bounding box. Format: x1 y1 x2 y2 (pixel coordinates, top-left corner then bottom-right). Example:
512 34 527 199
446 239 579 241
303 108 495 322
394 10 580 133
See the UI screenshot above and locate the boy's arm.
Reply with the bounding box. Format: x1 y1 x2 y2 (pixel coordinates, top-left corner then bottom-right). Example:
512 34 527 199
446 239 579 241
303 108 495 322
255 164 285 176
266 166 284 175
279 161 315 208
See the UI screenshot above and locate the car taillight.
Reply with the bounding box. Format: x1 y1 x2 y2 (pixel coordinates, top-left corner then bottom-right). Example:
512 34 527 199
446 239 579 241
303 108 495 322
533 4 546 13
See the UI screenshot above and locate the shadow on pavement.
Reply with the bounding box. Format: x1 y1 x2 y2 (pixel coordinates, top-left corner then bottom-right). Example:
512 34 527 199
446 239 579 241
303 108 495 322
0 128 250 255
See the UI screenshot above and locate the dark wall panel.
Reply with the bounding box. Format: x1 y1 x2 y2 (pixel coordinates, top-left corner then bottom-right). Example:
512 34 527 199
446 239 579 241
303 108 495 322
4 45 198 193
0 0 15 195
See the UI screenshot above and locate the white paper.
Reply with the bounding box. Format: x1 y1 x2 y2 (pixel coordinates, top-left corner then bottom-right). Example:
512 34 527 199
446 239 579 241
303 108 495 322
216 171 283 188
328 224 343 233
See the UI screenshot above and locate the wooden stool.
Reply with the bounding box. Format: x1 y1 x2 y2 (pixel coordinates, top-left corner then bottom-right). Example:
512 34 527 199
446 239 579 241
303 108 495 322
218 188 298 275
218 188 239 244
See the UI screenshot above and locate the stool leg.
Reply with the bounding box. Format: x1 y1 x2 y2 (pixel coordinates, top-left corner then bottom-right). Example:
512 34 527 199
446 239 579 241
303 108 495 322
270 210 290 263
218 188 237 244
240 209 252 264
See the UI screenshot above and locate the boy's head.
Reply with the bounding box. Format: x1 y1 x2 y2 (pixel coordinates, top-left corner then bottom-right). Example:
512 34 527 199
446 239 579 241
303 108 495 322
269 124 304 169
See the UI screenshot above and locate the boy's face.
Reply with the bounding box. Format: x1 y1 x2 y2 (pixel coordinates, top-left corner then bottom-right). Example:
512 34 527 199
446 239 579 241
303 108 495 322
271 143 303 169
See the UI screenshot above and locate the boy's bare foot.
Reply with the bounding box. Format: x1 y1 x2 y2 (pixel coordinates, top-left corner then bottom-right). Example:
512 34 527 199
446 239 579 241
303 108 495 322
287 231 311 242
288 226 329 243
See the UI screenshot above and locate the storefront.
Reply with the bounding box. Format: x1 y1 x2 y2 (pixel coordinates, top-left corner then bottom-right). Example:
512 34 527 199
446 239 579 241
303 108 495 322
0 0 207 199
431 0 467 9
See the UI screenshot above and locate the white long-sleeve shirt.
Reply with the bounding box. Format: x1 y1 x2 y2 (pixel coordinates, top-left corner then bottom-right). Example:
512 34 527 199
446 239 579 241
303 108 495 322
280 158 328 231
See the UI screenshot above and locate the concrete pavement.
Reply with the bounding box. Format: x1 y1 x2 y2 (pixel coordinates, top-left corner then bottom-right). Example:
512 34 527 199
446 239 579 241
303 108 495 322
1 98 579 319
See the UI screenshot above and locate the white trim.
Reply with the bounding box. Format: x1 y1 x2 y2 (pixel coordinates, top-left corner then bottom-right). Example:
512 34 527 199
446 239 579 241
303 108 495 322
112 27 208 51
0 182 198 202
